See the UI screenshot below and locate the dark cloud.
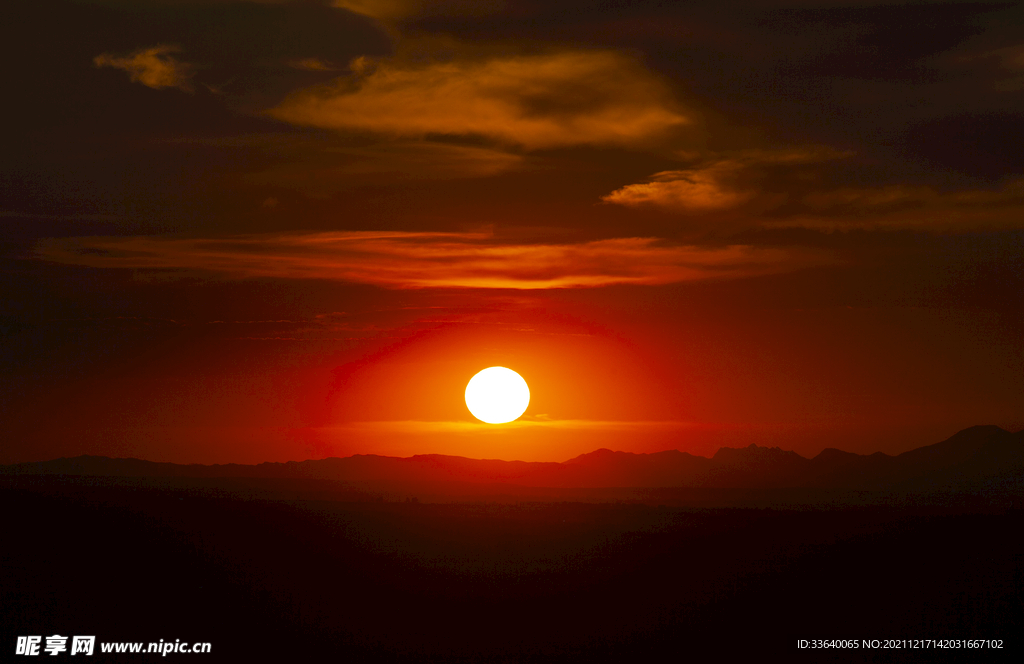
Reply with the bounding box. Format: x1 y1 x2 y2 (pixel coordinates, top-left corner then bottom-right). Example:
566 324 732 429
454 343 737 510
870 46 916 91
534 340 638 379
1 0 391 225
897 112 1024 180
6 1 391 124
408 1 1024 181
6 0 1021 231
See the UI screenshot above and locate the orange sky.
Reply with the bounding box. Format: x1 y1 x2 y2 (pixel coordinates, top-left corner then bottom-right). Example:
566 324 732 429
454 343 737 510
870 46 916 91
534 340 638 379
1 0 1022 464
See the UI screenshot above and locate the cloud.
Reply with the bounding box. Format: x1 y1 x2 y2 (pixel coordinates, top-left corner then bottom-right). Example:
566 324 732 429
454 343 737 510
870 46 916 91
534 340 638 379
245 142 525 195
171 133 525 192
982 44 1024 91
603 148 1024 231
984 44 1024 71
602 163 752 211
332 0 503 21
35 232 831 289
93 46 193 92
269 51 688 149
288 58 339 72
602 147 847 211
781 179 1024 231
949 42 1024 92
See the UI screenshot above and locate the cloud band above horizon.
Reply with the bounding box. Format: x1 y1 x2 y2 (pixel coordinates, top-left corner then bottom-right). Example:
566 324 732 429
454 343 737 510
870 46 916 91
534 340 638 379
35 231 832 289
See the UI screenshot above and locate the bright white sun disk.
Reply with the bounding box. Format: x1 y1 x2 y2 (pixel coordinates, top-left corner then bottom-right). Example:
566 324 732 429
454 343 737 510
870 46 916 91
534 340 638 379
465 367 530 424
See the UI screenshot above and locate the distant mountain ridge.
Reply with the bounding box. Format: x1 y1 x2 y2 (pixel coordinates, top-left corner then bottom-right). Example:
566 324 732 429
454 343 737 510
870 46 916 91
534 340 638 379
4 425 1023 490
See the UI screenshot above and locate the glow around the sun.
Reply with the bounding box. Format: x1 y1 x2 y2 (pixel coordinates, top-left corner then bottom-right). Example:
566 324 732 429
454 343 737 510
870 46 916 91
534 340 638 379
464 367 530 424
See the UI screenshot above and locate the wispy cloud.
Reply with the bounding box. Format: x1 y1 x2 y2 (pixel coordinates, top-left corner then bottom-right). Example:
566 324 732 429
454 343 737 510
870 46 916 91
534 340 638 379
168 132 527 192
288 57 339 72
269 51 687 149
246 142 525 195
36 231 831 289
783 179 1024 231
951 42 1024 91
93 45 193 92
332 0 504 21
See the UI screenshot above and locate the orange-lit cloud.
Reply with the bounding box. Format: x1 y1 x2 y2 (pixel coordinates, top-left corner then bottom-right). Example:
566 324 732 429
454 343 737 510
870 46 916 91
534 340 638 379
602 163 752 210
36 232 830 289
604 148 1024 231
93 46 193 92
332 0 504 21
269 51 688 149
603 147 846 211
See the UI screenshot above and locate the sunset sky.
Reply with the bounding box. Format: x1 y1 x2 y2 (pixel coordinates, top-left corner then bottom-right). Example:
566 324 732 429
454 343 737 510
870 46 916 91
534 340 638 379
2 0 1022 464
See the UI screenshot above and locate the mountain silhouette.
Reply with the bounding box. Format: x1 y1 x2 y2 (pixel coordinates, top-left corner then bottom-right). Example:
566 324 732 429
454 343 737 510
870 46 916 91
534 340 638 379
4 425 1021 491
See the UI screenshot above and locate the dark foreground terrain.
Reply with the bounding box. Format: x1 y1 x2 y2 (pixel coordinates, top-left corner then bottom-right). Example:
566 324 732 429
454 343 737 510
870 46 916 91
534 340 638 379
2 476 1021 662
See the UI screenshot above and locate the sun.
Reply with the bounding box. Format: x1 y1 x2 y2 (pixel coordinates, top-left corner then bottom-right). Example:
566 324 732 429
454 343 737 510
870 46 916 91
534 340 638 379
465 367 530 424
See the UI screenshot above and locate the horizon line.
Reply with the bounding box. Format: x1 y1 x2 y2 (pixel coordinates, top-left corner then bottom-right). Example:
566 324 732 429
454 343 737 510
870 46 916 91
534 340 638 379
3 424 1012 469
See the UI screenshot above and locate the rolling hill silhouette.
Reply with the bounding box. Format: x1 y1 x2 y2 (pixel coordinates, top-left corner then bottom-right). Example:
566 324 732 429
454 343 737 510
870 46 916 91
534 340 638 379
5 425 1022 491
3 426 1022 661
